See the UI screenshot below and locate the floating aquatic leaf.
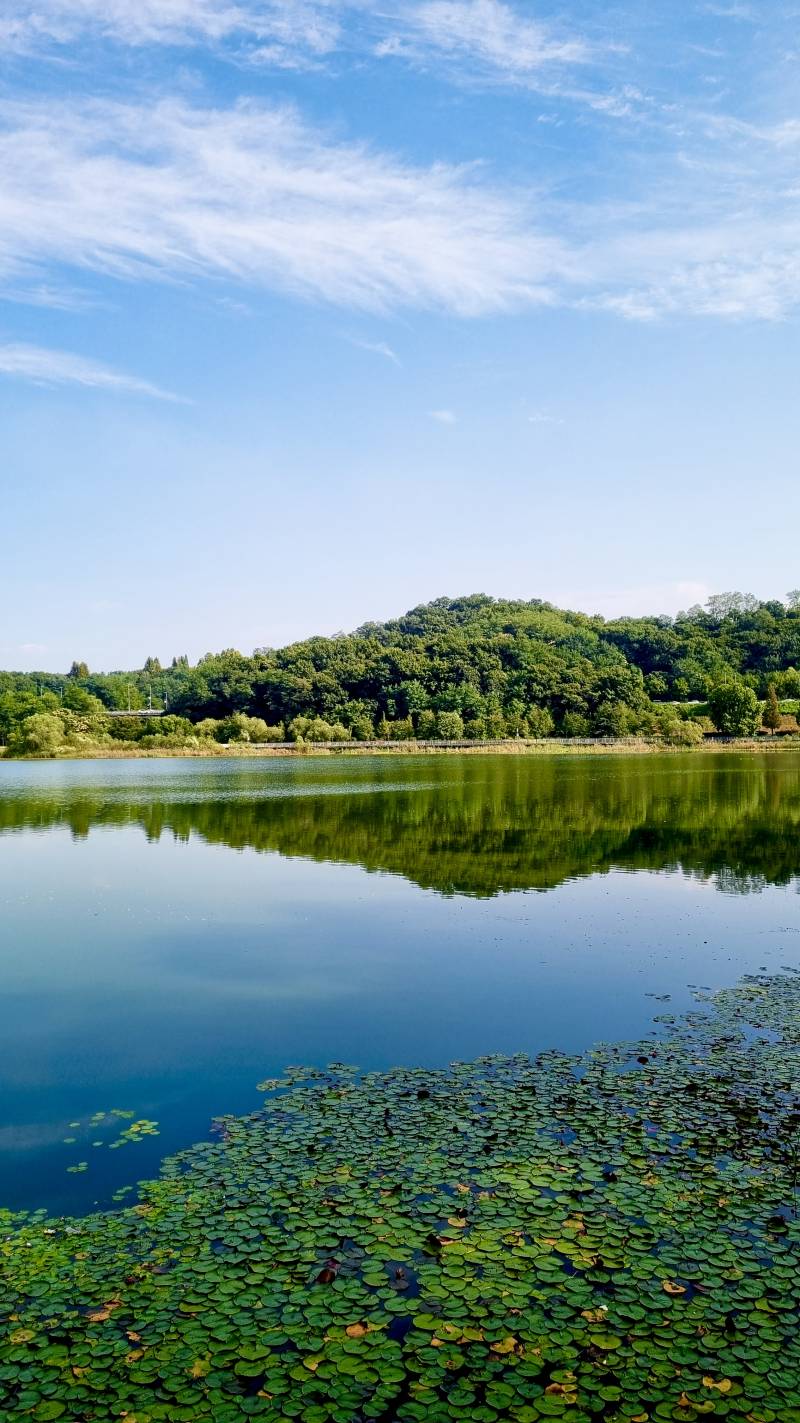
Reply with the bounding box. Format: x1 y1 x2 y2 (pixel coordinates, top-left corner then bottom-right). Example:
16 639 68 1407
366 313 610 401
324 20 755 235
2 971 800 1421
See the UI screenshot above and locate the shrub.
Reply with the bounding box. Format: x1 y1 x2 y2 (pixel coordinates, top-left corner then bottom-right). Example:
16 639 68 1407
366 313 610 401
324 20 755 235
242 717 284 743
107 716 147 742
11 713 65 757
217 713 252 742
213 713 282 743
504 708 527 737
387 718 414 740
464 718 486 739
195 718 222 738
484 710 507 739
241 716 271 742
592 702 640 737
287 716 312 742
561 712 591 738
305 718 333 742
526 706 554 738
415 710 437 739
436 711 465 740
773 667 800 698
143 715 193 741
654 715 705 746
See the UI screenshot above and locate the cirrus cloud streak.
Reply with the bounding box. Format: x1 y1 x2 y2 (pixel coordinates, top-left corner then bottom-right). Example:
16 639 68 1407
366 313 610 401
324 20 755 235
1 96 800 323
0 98 562 316
0 0 343 64
0 341 185 399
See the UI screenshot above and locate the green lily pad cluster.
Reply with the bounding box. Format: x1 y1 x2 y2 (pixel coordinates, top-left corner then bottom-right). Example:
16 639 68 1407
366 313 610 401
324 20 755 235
60 1112 158 1173
107 1119 160 1150
2 971 800 1422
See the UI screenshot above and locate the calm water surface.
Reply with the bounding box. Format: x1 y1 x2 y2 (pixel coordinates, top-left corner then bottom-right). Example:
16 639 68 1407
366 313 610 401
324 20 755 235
1 751 799 1215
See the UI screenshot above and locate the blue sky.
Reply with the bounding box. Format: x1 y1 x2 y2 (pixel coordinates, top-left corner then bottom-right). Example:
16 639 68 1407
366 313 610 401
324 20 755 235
1 0 799 670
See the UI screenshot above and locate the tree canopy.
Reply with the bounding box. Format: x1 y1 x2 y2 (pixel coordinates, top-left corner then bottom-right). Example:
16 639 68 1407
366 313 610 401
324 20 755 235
1 591 800 751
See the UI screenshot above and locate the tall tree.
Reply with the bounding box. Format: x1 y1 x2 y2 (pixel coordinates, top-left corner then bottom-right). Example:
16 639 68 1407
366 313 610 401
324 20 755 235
708 681 761 737
763 684 782 735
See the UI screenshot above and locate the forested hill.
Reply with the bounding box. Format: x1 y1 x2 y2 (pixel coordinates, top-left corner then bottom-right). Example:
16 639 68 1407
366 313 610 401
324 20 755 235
2 592 800 751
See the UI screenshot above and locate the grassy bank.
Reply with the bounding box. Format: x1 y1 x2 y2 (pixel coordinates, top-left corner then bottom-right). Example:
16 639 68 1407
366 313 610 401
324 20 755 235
2 971 799 1421
3 736 800 762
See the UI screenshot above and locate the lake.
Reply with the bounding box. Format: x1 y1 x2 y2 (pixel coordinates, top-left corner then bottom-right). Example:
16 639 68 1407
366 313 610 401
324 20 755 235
1 750 799 1217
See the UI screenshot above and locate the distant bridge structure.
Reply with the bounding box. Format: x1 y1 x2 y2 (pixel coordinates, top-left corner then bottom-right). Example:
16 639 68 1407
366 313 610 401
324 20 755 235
106 708 166 718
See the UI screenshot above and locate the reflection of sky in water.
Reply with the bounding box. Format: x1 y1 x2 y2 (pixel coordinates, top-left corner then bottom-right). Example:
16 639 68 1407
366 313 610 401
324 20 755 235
1 754 799 1215
0 756 441 806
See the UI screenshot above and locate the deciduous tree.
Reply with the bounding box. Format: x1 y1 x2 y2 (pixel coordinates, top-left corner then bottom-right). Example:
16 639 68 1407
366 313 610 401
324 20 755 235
708 681 761 737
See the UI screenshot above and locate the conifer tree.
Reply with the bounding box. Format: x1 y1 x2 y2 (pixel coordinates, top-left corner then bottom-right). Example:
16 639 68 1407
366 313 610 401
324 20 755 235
763 683 782 734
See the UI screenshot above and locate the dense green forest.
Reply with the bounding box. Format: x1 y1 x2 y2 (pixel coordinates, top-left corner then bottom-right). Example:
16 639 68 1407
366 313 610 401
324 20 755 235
2 591 800 754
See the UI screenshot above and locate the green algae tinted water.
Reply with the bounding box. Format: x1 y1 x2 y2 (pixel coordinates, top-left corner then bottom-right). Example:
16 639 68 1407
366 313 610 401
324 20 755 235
1 751 799 1214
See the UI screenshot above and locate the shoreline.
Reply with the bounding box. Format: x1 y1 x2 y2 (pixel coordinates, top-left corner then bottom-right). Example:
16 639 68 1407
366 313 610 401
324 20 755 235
3 735 800 762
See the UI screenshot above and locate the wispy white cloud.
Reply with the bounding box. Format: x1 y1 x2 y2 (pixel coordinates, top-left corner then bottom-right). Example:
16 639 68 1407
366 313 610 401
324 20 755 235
375 0 647 121
1 0 598 82
215 295 253 316
0 98 560 316
578 208 800 321
1 86 799 325
430 407 456 423
380 0 591 75
702 3 755 20
0 341 185 399
0 0 342 64
1 282 103 312
346 335 401 364
528 409 563 425
0 0 753 148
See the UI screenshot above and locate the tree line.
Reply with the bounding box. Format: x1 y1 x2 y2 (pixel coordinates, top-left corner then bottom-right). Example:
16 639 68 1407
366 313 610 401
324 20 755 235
2 591 800 755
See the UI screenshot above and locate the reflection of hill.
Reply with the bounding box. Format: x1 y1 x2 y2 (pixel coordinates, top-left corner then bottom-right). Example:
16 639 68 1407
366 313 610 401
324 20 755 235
1 756 800 896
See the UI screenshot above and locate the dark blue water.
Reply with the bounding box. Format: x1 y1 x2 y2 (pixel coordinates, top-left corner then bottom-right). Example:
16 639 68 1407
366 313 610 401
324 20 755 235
1 752 799 1215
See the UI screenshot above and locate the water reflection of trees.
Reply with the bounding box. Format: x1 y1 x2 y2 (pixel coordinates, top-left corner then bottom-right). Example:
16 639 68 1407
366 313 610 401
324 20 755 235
1 755 799 897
